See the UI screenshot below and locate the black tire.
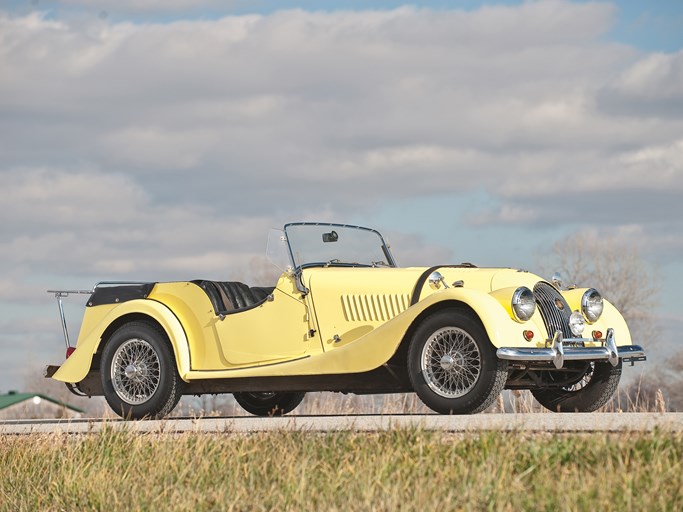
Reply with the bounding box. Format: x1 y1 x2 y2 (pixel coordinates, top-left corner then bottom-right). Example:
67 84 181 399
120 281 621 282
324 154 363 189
233 391 305 416
531 361 622 412
101 321 184 420
407 309 507 414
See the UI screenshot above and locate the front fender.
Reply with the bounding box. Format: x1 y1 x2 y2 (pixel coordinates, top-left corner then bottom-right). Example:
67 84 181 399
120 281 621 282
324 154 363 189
562 288 633 345
52 299 191 384
416 287 531 348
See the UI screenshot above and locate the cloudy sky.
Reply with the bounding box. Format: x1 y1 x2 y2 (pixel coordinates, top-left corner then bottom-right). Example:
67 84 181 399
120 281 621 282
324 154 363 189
1 0 681 393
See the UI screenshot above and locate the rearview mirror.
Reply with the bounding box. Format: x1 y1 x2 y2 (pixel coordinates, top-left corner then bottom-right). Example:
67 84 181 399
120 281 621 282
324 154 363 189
322 231 339 243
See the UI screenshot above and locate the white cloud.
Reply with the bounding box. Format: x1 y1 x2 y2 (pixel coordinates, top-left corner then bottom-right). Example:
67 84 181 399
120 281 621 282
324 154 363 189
0 167 285 281
1 168 147 232
382 230 454 267
612 50 683 101
99 126 220 169
618 139 683 180
1 4 680 237
468 204 541 226
598 50 683 117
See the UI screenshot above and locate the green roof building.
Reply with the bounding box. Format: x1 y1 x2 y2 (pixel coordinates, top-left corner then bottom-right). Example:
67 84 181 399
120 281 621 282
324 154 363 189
0 391 85 420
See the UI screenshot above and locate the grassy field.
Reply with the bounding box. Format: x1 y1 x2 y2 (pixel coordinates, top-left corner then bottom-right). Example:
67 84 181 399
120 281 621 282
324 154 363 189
1 428 682 511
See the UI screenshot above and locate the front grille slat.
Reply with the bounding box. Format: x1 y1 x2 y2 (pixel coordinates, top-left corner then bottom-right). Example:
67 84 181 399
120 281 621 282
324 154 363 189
533 282 572 339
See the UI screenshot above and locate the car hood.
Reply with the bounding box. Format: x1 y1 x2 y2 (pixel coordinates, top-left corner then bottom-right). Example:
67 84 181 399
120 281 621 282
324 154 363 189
301 266 544 303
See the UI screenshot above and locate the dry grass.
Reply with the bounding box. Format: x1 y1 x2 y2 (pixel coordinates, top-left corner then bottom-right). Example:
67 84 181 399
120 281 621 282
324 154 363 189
175 383 669 418
1 428 682 511
178 392 433 418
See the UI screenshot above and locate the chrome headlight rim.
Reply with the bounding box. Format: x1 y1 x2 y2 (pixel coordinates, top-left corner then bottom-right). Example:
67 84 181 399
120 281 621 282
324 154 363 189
511 286 536 322
581 288 603 324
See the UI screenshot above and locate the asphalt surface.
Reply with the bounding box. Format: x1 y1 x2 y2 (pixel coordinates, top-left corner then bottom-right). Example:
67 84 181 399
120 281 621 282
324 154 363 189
1 413 682 435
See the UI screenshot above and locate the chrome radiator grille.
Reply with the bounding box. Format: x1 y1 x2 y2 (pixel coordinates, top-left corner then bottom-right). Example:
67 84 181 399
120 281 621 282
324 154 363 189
533 282 573 339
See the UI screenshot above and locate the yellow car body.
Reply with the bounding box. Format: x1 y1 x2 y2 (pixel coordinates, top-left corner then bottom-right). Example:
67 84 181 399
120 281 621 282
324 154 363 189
46 222 645 419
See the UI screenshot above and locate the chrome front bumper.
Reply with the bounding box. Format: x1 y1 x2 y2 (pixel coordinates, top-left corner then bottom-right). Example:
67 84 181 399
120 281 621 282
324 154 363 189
496 328 646 369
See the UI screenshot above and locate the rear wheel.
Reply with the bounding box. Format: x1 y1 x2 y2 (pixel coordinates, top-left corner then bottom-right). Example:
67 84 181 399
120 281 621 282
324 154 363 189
233 391 305 416
407 309 507 414
531 361 622 412
101 322 184 420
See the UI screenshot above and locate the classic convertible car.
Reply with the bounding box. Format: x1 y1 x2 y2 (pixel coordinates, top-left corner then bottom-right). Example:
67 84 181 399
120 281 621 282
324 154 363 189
45 222 646 419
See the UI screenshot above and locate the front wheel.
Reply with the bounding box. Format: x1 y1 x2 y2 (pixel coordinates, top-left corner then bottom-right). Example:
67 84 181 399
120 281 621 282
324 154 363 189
407 309 507 414
233 391 305 416
101 322 184 420
531 361 622 412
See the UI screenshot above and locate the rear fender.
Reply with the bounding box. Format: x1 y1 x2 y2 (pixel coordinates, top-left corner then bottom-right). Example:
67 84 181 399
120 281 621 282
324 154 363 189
52 299 190 384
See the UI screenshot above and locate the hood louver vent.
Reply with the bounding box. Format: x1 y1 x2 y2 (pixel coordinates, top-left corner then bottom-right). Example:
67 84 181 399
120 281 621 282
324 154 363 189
342 294 410 322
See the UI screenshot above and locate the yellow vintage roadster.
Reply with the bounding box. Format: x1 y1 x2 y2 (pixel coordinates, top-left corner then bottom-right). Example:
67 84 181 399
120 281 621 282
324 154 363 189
46 222 645 419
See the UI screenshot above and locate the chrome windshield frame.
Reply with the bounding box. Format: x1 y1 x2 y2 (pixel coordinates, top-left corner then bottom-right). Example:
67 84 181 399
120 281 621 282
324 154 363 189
283 222 397 271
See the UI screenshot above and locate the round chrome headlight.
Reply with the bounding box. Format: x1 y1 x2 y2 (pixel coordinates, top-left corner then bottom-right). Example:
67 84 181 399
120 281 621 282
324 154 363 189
512 287 536 322
569 310 585 337
581 288 603 323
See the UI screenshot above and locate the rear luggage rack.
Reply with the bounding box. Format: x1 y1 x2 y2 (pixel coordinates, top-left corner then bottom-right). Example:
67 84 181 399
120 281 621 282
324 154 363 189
47 282 150 350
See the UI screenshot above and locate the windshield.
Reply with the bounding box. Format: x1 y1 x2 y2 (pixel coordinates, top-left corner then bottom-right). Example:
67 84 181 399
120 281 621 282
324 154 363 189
284 223 396 269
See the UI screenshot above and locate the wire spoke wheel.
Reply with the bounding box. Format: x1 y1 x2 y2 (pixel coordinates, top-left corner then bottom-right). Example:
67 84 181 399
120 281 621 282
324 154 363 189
102 322 184 420
531 361 622 413
111 338 161 405
408 309 507 415
563 363 595 393
421 327 481 399
244 392 277 400
233 391 306 416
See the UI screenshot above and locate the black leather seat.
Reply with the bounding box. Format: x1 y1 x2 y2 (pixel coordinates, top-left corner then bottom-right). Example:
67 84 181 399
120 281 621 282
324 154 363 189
193 280 275 315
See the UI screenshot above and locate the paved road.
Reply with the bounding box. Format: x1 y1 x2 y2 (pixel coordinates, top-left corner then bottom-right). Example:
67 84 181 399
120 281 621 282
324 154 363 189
1 413 682 435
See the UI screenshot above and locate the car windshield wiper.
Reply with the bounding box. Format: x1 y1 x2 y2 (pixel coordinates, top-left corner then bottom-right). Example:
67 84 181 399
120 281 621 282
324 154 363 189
372 260 391 267
324 259 371 268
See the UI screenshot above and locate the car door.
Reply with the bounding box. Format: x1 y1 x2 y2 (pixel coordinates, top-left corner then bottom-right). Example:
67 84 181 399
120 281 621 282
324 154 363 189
305 267 417 349
213 274 312 367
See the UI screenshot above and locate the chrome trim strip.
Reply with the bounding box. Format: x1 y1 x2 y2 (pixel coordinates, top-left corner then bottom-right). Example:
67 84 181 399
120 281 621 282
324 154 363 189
47 289 93 295
606 328 619 366
47 290 93 349
551 330 563 369
94 281 151 288
283 222 397 269
57 294 70 349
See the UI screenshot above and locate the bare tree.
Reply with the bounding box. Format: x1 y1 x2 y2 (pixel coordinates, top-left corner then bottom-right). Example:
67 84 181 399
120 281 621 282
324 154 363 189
640 351 683 411
537 232 660 344
535 232 683 411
